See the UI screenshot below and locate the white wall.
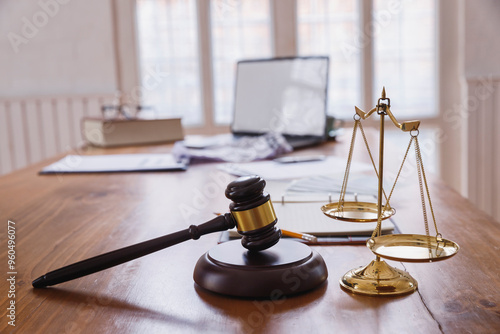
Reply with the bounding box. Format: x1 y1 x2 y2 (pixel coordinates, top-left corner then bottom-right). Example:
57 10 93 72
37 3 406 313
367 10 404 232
0 0 118 97
462 0 500 220
438 0 464 194
464 0 500 78
0 0 136 175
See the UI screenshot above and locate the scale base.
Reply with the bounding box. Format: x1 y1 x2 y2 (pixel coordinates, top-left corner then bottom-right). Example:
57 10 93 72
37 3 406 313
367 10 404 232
193 239 328 298
340 259 417 296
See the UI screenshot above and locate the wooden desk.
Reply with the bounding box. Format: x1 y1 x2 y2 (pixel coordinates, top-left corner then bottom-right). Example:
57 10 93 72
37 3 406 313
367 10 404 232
1 136 500 333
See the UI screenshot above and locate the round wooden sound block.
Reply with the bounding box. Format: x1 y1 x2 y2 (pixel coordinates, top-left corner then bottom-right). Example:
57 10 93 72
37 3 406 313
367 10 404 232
193 239 328 298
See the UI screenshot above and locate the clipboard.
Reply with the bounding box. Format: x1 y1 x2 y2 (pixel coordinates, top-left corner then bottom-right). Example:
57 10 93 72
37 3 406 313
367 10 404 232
40 154 188 174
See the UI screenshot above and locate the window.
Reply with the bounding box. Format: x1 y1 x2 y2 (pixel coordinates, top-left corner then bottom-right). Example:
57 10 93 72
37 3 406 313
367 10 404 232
297 0 436 119
136 0 437 130
210 0 272 124
297 0 360 118
136 0 272 128
136 0 202 125
374 0 436 118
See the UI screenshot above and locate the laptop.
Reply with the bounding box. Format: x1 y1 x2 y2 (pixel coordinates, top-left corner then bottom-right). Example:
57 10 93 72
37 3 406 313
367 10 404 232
231 56 329 148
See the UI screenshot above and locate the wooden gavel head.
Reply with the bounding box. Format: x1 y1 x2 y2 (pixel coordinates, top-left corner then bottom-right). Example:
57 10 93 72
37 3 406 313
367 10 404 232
225 175 281 251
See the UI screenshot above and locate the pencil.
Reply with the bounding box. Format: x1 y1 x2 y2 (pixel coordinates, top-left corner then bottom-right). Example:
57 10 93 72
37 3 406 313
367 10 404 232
214 212 318 243
281 229 318 243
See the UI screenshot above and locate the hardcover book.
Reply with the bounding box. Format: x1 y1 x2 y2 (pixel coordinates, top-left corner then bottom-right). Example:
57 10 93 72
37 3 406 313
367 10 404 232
81 117 184 147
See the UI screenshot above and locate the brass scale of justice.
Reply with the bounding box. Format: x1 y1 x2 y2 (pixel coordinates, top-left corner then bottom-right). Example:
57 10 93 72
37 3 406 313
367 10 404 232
321 88 460 296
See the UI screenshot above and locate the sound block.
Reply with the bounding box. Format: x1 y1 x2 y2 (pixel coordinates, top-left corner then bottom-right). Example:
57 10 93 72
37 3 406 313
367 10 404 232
193 239 328 298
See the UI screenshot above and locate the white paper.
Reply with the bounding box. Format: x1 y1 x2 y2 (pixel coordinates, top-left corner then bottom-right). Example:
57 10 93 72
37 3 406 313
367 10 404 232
285 174 391 196
272 199 394 236
218 156 372 180
41 154 187 173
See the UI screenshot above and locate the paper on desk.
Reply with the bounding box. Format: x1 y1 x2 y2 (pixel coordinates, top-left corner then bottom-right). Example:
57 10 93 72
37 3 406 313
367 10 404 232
286 174 390 196
218 156 372 180
272 199 395 236
40 154 187 174
172 133 292 163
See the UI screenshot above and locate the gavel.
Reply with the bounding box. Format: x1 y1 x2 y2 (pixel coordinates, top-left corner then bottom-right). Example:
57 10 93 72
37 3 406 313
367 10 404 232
32 175 281 288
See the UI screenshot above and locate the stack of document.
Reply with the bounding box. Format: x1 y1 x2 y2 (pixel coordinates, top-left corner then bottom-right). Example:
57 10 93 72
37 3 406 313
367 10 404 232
272 196 395 236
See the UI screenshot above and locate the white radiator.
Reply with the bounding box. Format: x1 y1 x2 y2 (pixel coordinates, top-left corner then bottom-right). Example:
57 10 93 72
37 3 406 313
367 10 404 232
0 94 115 175
466 76 500 220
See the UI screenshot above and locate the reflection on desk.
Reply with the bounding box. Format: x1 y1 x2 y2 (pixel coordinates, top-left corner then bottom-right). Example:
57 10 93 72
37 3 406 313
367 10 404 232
0 138 499 333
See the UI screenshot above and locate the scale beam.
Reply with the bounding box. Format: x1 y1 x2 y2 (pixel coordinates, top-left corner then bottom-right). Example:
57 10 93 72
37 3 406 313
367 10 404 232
354 106 420 132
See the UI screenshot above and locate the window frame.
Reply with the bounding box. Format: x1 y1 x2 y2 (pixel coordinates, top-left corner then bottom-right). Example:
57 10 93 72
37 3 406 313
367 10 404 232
130 0 441 134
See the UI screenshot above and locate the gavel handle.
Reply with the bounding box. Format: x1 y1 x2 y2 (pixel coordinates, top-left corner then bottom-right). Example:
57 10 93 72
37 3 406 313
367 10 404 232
32 213 235 288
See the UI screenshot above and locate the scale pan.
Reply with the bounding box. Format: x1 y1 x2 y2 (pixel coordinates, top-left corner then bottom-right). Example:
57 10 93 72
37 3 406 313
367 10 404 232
321 201 395 222
368 234 459 263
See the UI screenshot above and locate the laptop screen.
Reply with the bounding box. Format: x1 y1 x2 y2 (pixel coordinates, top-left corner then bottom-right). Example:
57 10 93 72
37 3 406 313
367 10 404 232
231 56 329 138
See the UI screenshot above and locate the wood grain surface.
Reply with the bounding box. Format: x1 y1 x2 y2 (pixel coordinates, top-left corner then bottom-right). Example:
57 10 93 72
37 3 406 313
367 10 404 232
1 133 499 334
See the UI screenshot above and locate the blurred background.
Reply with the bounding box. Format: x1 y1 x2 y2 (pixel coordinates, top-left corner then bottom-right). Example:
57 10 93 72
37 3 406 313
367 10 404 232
0 0 499 220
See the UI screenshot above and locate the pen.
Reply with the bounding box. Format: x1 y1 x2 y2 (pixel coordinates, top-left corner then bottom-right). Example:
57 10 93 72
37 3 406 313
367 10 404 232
273 155 325 164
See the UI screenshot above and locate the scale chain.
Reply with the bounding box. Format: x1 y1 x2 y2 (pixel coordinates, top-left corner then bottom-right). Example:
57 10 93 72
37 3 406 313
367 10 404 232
337 119 359 211
371 135 415 239
338 117 391 213
414 136 440 237
415 138 433 253
358 120 390 206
